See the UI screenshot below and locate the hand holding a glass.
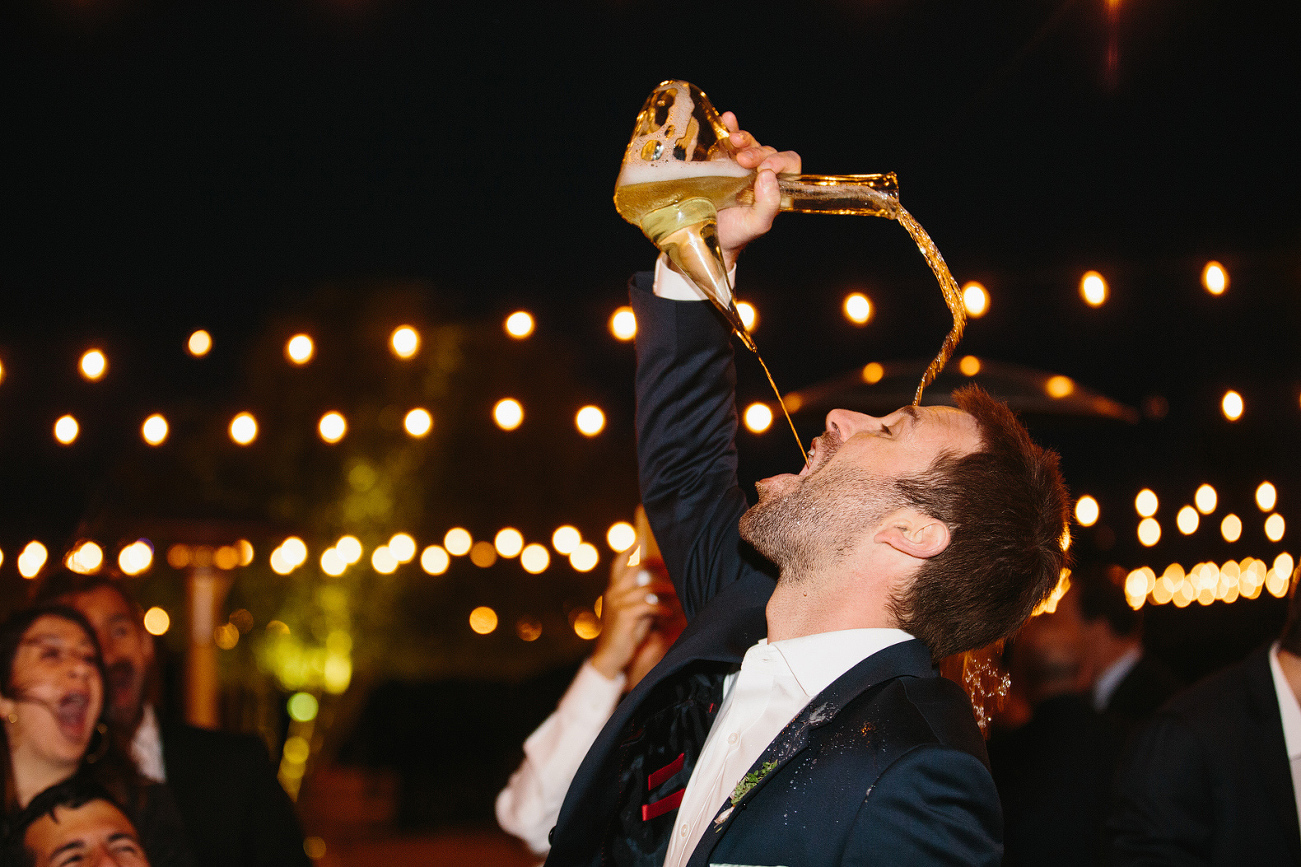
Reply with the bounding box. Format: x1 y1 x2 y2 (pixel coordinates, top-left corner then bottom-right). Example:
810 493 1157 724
710 112 802 272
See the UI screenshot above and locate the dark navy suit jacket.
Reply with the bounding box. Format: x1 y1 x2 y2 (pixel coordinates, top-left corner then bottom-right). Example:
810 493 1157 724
544 275 1001 866
161 720 311 867
1108 645 1301 866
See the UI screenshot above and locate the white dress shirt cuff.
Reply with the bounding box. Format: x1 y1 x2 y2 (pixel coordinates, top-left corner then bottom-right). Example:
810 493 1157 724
652 253 735 303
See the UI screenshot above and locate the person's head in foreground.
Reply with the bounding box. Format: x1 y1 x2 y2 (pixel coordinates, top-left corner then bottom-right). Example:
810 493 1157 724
31 573 155 734
0 604 108 812
740 384 1069 659
5 775 149 867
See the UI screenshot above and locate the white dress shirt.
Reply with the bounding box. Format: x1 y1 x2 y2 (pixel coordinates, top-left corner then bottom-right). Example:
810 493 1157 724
662 628 912 867
1092 645 1142 713
131 702 167 783
1268 642 1301 840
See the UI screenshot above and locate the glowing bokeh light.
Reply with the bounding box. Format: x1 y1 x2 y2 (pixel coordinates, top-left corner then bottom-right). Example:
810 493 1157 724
336 536 362 564
570 542 599 572
79 350 107 381
495 528 524 558
469 606 499 635
1195 484 1218 514
118 540 153 576
1080 271 1108 307
470 541 498 568
1265 514 1286 543
572 609 601 640
843 293 872 324
404 408 433 437
607 522 636 553
187 330 212 357
286 334 314 365
281 537 308 568
1075 495 1099 527
444 528 473 556
320 548 347 577
1045 376 1075 399
318 411 347 444
610 307 637 341
961 282 989 317
229 413 258 445
493 398 524 431
576 406 605 436
516 618 542 642
1221 390 1243 421
388 533 417 563
287 692 319 722
1256 482 1278 512
54 415 79 445
521 543 550 574
420 545 450 575
214 623 239 650
143 607 170 636
552 526 581 555
18 542 48 579
958 355 981 377
1137 517 1161 547
1221 514 1242 543
1202 261 1228 295
1135 489 1159 518
371 546 398 574
505 311 534 338
142 414 169 445
736 302 757 331
390 326 420 358
66 541 103 575
861 362 884 384
1177 506 1200 535
744 402 774 434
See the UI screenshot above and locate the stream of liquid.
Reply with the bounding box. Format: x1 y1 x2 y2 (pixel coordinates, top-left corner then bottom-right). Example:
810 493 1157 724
732 201 967 466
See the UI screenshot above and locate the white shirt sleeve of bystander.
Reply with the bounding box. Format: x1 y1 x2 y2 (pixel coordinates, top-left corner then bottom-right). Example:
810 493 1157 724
495 660 627 856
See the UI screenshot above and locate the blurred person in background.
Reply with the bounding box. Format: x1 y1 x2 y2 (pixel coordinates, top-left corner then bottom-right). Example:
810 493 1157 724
4 775 151 867
0 603 191 866
497 510 686 858
1108 564 1301 865
988 598 1120 866
1069 561 1181 735
34 573 308 867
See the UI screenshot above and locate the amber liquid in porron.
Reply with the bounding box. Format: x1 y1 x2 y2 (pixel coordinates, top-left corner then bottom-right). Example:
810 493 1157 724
615 83 966 465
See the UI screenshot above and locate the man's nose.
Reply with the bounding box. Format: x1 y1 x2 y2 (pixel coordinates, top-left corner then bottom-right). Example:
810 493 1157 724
825 408 877 440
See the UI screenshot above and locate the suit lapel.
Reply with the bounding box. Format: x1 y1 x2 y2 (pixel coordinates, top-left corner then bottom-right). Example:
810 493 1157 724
687 640 935 866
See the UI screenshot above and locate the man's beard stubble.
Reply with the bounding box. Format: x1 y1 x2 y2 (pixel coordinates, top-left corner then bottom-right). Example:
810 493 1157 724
739 460 902 580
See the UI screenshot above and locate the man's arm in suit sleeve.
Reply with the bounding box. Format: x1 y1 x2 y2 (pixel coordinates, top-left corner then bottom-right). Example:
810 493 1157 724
1106 713 1215 866
631 268 756 621
845 746 1002 866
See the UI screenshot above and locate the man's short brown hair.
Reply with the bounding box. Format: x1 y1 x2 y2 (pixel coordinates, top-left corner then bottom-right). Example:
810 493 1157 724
889 385 1070 660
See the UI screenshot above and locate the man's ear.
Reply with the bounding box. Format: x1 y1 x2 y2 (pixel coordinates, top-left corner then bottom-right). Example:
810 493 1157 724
874 508 951 561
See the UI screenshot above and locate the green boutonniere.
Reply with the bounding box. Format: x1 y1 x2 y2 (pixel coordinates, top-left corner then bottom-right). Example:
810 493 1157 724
730 761 778 805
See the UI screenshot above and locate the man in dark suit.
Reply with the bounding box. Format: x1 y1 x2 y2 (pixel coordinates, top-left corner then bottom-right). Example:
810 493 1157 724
1069 562 1181 734
1107 564 1301 865
35 573 310 867
545 115 1070 866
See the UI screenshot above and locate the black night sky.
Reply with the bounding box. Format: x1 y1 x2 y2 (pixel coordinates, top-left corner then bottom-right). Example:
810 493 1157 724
2 0 1299 671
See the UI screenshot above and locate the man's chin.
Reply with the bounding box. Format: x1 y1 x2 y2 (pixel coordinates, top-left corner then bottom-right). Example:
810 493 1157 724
755 473 799 501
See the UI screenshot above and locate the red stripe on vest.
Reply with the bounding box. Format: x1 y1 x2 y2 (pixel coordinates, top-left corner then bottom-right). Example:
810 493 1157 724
647 752 685 790
641 787 685 821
